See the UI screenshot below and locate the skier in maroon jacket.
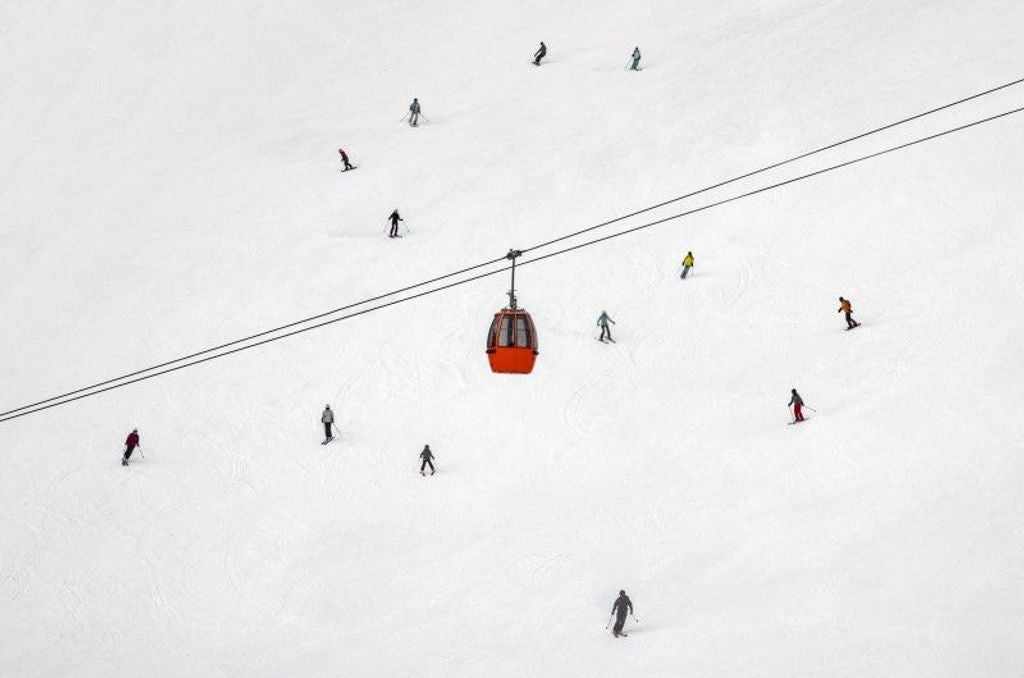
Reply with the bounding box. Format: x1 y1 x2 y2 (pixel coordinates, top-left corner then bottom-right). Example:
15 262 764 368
122 429 140 466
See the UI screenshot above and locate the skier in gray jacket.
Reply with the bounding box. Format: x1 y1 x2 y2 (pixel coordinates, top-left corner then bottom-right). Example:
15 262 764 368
597 311 616 342
630 47 641 70
408 98 421 126
321 405 335 441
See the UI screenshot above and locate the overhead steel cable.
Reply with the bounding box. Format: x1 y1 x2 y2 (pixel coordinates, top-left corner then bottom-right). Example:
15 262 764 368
520 75 1024 253
2 104 1020 424
3 76 1019 420
0 253 510 418
514 106 1024 267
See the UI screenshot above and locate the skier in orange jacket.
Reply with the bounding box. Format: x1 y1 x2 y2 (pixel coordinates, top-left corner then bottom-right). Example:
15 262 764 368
838 296 859 330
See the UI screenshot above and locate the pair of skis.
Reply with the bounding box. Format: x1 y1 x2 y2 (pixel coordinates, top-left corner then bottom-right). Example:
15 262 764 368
607 614 639 637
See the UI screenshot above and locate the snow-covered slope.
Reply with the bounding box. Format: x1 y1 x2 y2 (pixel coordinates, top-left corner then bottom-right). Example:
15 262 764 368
2 1 1024 675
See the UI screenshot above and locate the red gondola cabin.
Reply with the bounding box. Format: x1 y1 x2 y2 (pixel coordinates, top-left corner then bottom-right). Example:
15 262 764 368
486 308 538 374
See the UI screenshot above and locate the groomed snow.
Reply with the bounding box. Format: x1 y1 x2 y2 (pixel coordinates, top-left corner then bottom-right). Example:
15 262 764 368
2 1 1024 675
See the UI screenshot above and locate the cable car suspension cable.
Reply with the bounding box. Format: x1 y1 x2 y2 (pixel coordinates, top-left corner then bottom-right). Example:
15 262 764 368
1 104 1021 423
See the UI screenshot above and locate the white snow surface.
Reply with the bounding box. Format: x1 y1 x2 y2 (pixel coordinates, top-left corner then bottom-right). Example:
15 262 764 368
2 1 1024 675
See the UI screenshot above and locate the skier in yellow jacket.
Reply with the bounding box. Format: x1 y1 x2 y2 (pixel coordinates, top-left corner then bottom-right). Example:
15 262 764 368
680 251 694 279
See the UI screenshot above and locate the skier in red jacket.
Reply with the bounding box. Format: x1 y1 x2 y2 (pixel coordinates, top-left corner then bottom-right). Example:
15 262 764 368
122 429 140 466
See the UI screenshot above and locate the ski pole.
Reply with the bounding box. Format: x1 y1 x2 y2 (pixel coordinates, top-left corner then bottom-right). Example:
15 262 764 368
605 613 613 629
805 406 817 412
331 422 339 436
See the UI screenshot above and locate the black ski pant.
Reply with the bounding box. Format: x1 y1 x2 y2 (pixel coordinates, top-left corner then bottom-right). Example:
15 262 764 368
342 159 353 170
324 422 332 439
845 312 857 328
631 58 640 70
681 265 691 279
123 445 137 461
410 113 419 126
613 613 627 634
389 222 400 237
421 459 435 473
600 325 612 341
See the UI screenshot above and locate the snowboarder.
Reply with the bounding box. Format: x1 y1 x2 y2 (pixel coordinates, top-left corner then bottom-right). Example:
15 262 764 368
388 209 403 238
408 98 421 126
629 46 641 70
122 428 140 466
611 590 634 637
597 311 616 342
681 251 694 279
321 405 335 442
838 296 859 330
420 444 435 475
533 41 547 66
338 148 354 171
788 388 805 422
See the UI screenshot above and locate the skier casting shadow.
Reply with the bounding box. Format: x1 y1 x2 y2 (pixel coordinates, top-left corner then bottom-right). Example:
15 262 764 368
629 46 642 70
533 41 547 66
321 404 336 443
420 444 436 475
680 251 694 279
838 296 860 330
122 428 141 466
388 209 404 238
408 98 421 126
610 590 635 637
597 310 616 342
788 388 806 423
338 148 354 171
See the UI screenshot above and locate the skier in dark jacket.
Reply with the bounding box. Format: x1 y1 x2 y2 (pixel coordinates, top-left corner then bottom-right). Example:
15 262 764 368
611 590 634 637
338 148 353 171
597 311 616 342
420 444 435 475
838 297 859 330
533 42 547 65
408 98 421 126
321 405 335 441
788 388 805 422
388 209 403 238
630 46 641 70
122 428 140 466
